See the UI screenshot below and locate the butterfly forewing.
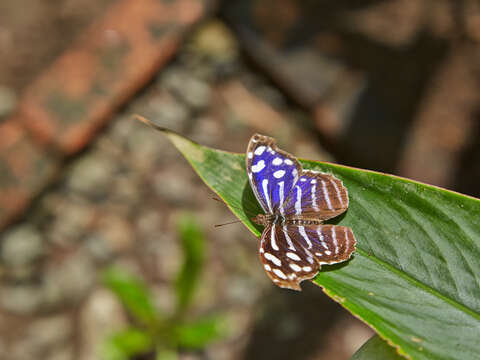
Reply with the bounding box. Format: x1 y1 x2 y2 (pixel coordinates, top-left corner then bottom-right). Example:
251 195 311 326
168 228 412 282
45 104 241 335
259 223 320 290
246 134 301 214
283 170 349 220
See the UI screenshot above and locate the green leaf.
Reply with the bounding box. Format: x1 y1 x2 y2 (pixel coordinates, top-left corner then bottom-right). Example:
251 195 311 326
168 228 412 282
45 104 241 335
351 335 405 360
101 327 153 360
141 124 480 360
102 266 159 326
175 213 205 313
175 315 227 349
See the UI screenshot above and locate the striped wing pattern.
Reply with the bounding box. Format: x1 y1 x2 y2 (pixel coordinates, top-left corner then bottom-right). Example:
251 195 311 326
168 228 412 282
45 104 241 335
259 224 356 290
246 134 356 291
259 223 319 291
283 170 349 220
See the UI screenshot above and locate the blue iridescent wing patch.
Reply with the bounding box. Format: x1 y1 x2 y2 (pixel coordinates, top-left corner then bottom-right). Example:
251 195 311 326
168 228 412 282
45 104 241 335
246 134 301 215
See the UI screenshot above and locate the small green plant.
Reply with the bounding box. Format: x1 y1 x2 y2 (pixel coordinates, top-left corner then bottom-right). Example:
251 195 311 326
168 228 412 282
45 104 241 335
101 214 226 360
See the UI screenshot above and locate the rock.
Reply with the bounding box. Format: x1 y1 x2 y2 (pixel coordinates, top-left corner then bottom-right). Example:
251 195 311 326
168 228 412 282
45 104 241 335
10 317 73 360
42 250 96 308
0 224 45 280
151 167 196 206
146 92 190 131
78 289 128 360
0 284 43 314
45 197 93 246
161 67 212 110
26 314 72 354
66 152 117 200
0 85 17 118
84 214 134 262
1 224 45 267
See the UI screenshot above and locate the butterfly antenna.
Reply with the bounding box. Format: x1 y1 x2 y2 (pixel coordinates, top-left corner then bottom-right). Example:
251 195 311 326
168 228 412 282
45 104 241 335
214 219 243 228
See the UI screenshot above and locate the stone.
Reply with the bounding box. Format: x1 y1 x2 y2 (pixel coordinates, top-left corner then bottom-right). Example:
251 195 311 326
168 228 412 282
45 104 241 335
161 67 212 110
45 197 93 246
146 92 190 132
1 224 45 267
42 250 96 308
66 152 117 199
26 314 72 354
78 289 128 360
84 214 134 262
0 284 43 314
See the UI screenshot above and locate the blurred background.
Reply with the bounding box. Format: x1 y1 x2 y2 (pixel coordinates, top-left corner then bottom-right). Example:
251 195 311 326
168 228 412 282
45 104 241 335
1 0 479 359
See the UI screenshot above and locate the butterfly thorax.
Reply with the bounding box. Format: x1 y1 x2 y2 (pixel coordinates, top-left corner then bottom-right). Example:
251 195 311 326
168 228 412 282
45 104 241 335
253 213 324 226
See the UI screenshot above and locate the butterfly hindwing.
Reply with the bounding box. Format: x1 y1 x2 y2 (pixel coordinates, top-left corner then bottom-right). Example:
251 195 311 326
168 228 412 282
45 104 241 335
299 224 356 264
259 223 320 290
283 170 349 220
246 134 302 214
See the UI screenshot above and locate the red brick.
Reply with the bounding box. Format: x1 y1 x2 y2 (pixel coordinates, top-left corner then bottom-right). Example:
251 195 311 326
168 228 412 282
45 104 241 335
19 0 212 155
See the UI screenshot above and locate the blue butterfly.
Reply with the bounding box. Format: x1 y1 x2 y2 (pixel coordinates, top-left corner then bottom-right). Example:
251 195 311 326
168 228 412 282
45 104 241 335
247 134 356 290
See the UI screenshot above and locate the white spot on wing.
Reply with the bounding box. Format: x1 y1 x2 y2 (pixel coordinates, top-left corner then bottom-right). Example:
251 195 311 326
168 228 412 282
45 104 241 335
299 226 312 248
282 226 296 250
300 178 307 182
325 250 332 255
331 179 344 207
271 224 279 251
262 179 272 212
286 252 301 261
332 227 339 254
272 157 283 165
247 152 253 159
264 252 281 266
285 159 293 165
290 263 302 272
273 170 286 178
321 180 333 210
295 185 302 215
252 160 266 173
273 268 287 279
264 264 271 271
303 266 312 272
311 179 317 184
254 146 266 155
278 181 285 215
316 228 329 249
311 184 319 211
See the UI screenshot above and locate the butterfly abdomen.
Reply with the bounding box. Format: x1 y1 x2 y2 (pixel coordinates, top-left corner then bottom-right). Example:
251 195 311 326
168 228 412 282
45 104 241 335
284 218 324 226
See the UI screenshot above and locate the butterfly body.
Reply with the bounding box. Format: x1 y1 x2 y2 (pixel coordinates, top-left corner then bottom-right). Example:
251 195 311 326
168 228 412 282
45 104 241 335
253 214 324 227
246 134 356 291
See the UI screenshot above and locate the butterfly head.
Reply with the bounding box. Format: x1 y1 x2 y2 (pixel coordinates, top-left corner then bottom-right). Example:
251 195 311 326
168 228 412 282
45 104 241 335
252 214 270 226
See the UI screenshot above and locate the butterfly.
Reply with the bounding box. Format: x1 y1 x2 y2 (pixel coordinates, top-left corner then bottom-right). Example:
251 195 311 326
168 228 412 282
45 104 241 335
246 134 356 290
